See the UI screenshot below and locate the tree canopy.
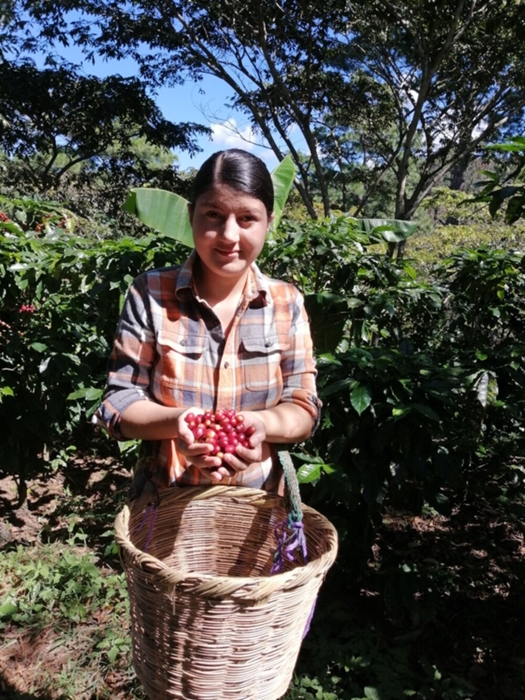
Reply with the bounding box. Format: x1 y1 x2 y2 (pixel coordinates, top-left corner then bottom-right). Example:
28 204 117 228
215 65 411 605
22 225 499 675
4 0 525 230
0 58 209 192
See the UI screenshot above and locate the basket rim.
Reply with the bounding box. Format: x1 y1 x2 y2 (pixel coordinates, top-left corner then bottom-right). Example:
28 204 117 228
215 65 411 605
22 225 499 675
115 484 338 601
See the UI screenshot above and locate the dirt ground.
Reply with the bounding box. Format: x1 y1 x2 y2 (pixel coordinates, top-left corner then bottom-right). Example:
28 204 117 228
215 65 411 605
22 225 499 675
0 454 134 700
2 456 525 700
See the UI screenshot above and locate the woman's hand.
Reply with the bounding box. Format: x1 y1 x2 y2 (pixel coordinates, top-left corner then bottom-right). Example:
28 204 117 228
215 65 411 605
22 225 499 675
220 411 266 477
176 409 267 483
174 408 226 483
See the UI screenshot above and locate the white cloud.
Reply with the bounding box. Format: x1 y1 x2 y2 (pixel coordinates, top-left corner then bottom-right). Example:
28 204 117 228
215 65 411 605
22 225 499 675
208 119 280 169
210 119 258 150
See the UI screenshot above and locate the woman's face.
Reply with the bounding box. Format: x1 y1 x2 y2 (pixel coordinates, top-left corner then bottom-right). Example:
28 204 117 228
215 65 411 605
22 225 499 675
188 184 273 285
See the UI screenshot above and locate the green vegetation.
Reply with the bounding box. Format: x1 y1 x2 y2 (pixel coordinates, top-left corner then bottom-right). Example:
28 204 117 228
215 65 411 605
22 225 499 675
0 198 189 504
1 190 524 698
2 3 525 696
0 473 146 699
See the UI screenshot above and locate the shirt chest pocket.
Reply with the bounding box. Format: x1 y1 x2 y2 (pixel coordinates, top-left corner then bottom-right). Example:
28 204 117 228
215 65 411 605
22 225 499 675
241 335 289 393
156 332 208 400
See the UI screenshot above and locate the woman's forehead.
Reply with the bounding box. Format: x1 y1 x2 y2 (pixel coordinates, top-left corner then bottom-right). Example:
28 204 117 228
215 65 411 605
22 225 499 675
196 184 267 211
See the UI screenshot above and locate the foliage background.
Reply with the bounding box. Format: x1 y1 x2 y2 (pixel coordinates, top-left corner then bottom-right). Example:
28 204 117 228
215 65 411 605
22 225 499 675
2 2 525 697
1 188 525 698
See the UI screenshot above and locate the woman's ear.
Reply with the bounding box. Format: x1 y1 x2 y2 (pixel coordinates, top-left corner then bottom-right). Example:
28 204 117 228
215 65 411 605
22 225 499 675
267 211 275 231
187 203 194 226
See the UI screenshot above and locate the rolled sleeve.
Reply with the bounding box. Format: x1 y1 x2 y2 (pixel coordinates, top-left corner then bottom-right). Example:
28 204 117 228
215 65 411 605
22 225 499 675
93 274 155 439
279 288 322 430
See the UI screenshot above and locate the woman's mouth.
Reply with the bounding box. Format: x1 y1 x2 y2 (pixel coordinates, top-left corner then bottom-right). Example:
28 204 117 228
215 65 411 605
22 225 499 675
215 248 240 258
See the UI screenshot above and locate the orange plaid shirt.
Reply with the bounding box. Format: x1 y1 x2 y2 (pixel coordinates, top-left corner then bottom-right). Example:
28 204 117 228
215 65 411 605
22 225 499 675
95 251 320 492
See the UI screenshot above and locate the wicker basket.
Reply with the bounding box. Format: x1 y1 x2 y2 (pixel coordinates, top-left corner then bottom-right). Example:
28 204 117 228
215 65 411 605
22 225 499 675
115 478 338 700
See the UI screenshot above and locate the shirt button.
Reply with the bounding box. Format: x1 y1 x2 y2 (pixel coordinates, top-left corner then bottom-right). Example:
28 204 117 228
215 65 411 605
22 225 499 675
180 339 186 346
265 341 272 347
224 361 229 368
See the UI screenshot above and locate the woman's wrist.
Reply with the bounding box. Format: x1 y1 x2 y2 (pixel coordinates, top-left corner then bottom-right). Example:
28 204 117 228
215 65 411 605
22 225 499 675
120 401 187 441
253 404 313 444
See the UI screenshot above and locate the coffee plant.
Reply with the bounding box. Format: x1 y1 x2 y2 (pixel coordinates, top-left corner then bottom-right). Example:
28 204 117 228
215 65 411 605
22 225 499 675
1 198 524 576
0 197 186 503
262 218 525 574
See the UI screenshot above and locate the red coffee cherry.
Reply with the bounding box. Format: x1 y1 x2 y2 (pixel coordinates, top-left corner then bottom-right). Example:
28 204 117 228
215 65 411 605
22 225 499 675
186 410 252 464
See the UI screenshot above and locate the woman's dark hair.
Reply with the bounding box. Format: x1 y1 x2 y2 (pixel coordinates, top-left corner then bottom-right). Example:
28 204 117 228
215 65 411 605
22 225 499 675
190 149 274 217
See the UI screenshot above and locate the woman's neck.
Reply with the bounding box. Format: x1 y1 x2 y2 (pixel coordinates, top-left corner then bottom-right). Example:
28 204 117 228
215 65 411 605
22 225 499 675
193 260 248 307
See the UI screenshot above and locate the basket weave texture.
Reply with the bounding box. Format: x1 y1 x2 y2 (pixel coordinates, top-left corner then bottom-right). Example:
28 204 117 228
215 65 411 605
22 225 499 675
115 484 338 700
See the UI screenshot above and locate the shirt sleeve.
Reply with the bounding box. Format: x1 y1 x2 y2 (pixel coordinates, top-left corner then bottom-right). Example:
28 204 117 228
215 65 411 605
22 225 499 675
279 285 322 429
93 274 156 439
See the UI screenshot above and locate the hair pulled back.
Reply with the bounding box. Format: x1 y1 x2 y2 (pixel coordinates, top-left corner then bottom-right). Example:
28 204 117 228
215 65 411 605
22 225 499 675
190 149 274 217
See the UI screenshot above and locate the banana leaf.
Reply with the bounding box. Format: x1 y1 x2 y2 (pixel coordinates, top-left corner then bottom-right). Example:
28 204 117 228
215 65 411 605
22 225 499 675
351 217 418 243
122 188 194 247
270 154 296 233
122 156 297 247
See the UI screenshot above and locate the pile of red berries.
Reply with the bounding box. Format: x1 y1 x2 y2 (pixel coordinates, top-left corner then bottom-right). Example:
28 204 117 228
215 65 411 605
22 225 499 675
19 304 36 313
185 409 255 463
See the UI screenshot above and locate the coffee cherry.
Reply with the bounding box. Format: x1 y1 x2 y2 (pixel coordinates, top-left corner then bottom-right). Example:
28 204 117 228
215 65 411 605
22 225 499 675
186 409 254 464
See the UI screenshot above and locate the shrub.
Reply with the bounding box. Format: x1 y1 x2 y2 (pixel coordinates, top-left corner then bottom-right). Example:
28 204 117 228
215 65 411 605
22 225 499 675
0 198 185 503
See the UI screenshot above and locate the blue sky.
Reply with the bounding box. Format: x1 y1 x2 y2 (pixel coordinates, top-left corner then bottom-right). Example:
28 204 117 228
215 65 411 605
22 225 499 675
154 77 282 170
35 44 292 171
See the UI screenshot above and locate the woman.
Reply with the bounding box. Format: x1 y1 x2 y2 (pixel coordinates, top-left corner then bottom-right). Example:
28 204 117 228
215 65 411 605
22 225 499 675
94 148 320 493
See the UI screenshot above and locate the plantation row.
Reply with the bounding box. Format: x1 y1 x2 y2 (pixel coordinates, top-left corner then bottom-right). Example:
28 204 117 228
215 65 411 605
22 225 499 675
1 197 524 568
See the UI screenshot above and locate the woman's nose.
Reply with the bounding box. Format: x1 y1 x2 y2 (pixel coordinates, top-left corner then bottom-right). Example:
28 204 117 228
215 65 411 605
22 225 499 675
221 214 240 241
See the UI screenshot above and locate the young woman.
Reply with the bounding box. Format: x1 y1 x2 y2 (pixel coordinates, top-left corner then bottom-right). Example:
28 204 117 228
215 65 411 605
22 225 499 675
94 148 320 493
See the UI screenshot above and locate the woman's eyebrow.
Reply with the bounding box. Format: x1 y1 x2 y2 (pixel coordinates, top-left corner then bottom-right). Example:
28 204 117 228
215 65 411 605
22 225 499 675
199 199 259 213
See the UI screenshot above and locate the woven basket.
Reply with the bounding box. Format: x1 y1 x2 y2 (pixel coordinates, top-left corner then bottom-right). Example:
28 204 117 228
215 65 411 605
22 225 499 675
115 476 338 700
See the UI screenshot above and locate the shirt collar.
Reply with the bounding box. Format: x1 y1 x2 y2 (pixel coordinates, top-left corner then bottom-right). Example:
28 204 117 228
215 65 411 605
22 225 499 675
175 250 270 306
175 250 197 299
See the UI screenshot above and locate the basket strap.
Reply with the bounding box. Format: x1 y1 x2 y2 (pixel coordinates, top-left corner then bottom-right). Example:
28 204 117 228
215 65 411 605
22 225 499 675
271 450 308 574
278 449 303 523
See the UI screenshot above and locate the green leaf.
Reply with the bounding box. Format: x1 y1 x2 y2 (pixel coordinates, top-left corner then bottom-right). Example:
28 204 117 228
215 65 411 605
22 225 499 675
67 387 104 401
505 192 525 224
475 371 498 407
122 188 194 248
320 377 352 398
0 602 18 619
0 387 14 400
351 217 418 242
28 342 48 352
413 404 441 422
364 687 381 700
351 383 372 415
487 138 525 153
270 155 296 233
304 292 348 354
0 220 23 234
477 168 500 180
297 462 322 483
392 406 411 418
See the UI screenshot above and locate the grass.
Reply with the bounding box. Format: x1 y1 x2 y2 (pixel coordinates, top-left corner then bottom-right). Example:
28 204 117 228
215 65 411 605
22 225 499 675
1 454 525 699
0 537 144 699
0 455 147 700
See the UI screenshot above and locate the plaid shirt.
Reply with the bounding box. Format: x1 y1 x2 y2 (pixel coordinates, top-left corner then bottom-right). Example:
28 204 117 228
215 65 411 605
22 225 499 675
95 251 320 491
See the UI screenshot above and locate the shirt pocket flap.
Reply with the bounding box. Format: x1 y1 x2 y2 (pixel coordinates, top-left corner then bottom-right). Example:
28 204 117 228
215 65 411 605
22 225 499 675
241 334 289 353
159 331 206 355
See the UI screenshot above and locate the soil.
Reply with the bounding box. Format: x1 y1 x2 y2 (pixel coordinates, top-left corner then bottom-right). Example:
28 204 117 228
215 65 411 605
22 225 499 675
1 455 525 700
0 452 134 700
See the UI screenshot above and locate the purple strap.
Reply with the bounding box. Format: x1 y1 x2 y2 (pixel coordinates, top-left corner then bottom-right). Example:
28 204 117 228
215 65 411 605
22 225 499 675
132 502 158 553
270 517 308 575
